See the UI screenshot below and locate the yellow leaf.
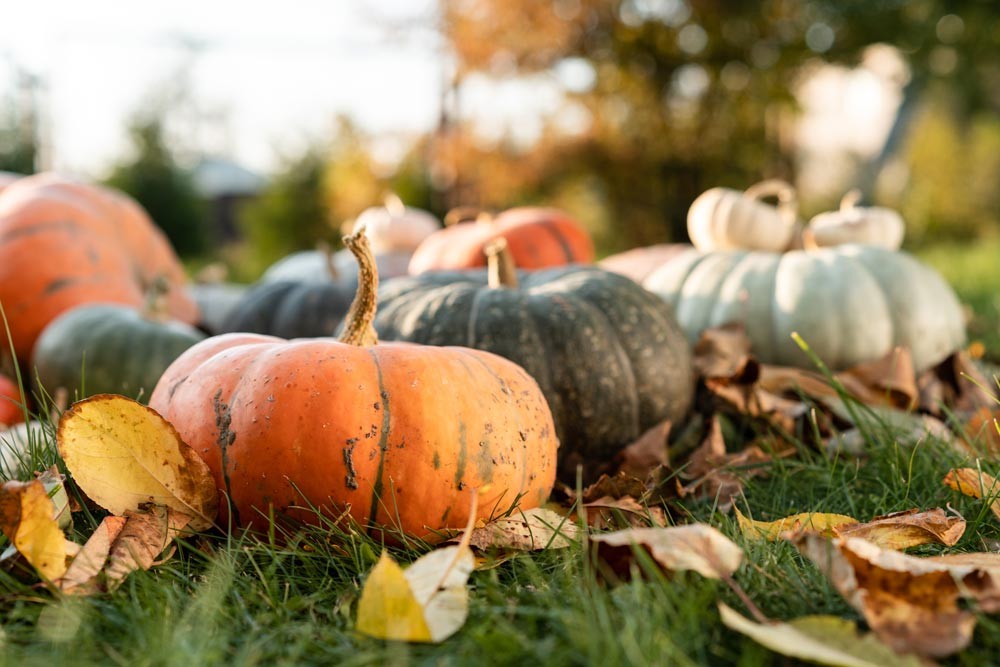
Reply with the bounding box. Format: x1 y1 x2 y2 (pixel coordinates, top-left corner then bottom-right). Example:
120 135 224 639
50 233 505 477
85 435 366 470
943 468 1000 521
735 508 857 541
835 508 965 550
719 604 924 667
356 552 433 642
468 507 580 551
0 479 70 581
57 395 218 530
591 524 742 580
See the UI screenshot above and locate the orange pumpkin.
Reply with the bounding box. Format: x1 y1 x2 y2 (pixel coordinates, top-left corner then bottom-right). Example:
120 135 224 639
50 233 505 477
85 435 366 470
149 230 558 539
408 206 594 275
0 173 198 363
0 373 24 428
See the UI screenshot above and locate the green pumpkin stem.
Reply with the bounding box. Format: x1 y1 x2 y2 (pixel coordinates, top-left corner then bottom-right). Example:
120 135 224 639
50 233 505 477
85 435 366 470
486 238 519 289
142 275 171 321
317 240 340 280
338 227 379 347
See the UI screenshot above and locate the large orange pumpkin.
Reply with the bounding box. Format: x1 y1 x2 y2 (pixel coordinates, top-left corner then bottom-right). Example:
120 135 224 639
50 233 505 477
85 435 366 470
0 173 198 363
408 206 594 275
149 231 558 539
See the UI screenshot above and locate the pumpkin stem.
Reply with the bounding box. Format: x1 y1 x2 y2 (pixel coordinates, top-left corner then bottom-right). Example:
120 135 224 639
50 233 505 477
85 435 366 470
486 238 519 288
317 240 340 280
383 192 405 216
744 178 798 233
142 275 171 321
444 206 493 227
839 188 863 212
338 226 379 347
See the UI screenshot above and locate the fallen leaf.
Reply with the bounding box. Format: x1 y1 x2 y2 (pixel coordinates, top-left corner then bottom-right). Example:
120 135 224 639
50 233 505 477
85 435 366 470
943 468 1000 521
678 423 776 512
356 493 477 643
693 324 754 379
58 516 127 595
0 479 70 581
795 533 1000 657
719 603 924 667
103 505 191 591
616 419 671 479
36 466 72 531
583 496 668 530
836 508 965 550
468 507 579 551
964 408 1000 454
591 523 742 581
918 351 997 416
735 507 857 541
57 394 218 530
581 472 649 503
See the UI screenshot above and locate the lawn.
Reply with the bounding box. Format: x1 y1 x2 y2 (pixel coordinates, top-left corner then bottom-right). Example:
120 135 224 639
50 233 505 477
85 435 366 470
1 239 999 666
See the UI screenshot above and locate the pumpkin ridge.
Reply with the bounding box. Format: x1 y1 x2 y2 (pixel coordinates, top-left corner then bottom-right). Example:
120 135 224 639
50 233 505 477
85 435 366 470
538 220 576 263
365 348 392 534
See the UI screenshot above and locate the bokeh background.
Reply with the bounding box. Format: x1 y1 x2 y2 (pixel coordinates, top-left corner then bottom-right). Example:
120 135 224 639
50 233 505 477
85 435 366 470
3 1 999 323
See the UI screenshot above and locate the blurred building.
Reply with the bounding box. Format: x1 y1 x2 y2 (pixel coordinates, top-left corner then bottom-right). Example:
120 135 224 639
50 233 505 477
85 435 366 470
192 157 267 241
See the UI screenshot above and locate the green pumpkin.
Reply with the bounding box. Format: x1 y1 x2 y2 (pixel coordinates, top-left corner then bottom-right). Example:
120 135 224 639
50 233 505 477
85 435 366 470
31 303 206 403
375 242 694 473
221 280 355 338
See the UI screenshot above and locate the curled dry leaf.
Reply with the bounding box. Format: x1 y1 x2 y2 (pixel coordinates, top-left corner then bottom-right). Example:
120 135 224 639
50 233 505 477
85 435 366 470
943 468 1000 521
104 505 192 591
57 394 218 530
584 496 668 530
615 419 671 479
0 478 70 581
591 524 742 582
735 507 857 541
678 419 777 512
719 603 925 667
468 507 579 552
795 533 1000 658
836 508 965 550
356 493 477 643
58 516 127 595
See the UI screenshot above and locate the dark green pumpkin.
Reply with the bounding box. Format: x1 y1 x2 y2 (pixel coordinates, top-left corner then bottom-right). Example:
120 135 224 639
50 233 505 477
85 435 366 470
31 303 206 403
221 280 355 338
374 246 694 474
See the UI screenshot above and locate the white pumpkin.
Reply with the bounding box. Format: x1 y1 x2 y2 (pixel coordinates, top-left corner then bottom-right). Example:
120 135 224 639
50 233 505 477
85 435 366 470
643 245 965 372
806 190 905 250
687 179 800 253
352 194 440 254
260 246 412 284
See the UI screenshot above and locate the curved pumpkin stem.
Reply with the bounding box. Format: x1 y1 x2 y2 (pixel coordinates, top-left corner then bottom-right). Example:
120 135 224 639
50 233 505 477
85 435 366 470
839 188 863 212
383 192 405 216
486 238 519 289
444 206 493 227
744 179 798 232
339 227 379 347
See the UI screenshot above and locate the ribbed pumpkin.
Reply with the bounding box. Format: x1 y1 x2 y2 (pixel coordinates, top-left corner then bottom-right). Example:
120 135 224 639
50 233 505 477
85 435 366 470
598 243 692 283
0 373 24 428
408 207 595 275
351 194 440 254
687 180 799 253
806 190 905 250
186 282 250 335
377 240 693 474
0 173 198 363
149 231 558 539
32 297 206 403
643 245 965 372
221 280 355 338
261 245 412 284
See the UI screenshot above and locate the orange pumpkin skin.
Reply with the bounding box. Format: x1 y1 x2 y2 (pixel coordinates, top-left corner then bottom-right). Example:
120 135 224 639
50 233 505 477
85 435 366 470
0 373 24 427
408 207 594 275
149 333 558 539
0 173 198 361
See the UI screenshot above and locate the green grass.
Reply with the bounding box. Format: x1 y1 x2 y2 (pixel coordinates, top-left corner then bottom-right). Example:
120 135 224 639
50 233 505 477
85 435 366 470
1 401 999 666
0 238 997 665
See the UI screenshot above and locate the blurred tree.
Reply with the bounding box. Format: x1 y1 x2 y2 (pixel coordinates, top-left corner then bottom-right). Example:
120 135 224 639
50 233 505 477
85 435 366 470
105 113 208 257
438 0 1000 251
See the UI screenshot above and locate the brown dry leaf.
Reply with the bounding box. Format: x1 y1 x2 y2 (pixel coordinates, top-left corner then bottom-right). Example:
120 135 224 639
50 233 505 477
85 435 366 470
795 533 1000 658
918 351 997 416
678 422 776 512
468 507 579 551
835 509 965 550
836 347 918 411
616 419 671 479
693 323 754 379
57 394 218 530
581 472 649 504
734 507 857 541
591 524 742 582
58 516 127 595
943 468 1000 521
719 603 926 667
964 408 1000 455
583 496 668 530
103 505 191 591
0 479 70 581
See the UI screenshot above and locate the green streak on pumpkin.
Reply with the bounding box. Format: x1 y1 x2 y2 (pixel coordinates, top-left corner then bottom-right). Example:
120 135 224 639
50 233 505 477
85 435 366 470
432 451 441 470
212 387 240 527
365 350 392 534
455 420 468 488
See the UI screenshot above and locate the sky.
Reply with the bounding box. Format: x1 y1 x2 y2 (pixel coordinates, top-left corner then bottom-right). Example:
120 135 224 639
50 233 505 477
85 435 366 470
0 0 443 175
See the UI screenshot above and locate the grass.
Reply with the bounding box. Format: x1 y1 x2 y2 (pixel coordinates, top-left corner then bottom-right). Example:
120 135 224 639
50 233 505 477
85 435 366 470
0 238 998 665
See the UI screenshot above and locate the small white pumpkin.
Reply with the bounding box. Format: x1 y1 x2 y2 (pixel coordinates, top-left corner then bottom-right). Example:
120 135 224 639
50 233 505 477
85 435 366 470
806 190 905 250
643 244 965 372
687 179 799 253
352 194 440 254
260 244 412 284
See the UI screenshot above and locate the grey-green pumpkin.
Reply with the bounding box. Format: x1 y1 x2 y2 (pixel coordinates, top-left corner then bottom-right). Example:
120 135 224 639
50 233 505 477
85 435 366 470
31 303 206 402
374 243 694 473
221 280 355 338
642 245 965 372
